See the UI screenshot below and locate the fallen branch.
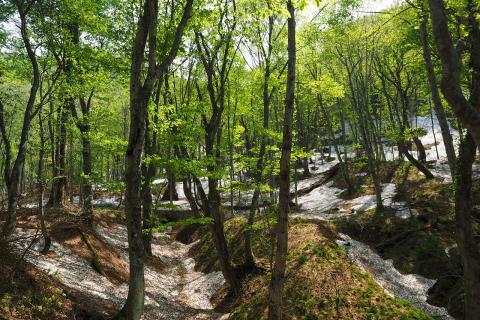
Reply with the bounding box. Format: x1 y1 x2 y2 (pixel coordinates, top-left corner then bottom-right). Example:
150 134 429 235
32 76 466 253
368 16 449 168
291 163 340 198
79 230 108 279
9 228 40 282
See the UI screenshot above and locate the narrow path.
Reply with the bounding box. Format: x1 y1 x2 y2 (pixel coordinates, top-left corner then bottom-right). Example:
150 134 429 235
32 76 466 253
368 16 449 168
95 223 225 315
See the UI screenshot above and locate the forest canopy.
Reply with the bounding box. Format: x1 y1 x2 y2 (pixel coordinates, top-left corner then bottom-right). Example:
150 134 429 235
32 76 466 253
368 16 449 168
0 0 479 319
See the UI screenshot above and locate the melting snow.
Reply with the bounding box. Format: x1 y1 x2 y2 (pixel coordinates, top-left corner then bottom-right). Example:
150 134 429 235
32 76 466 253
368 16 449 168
292 183 418 221
291 171 449 318
10 224 226 320
337 234 452 319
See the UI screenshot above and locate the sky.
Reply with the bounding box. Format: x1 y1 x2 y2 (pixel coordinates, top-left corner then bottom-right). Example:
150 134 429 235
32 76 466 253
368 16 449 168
300 0 399 22
357 0 398 12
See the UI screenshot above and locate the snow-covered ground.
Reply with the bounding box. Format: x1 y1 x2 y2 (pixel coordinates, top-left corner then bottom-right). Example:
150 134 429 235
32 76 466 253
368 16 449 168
10 225 226 320
71 196 120 207
337 234 452 319
290 170 451 318
415 114 459 162
292 182 418 221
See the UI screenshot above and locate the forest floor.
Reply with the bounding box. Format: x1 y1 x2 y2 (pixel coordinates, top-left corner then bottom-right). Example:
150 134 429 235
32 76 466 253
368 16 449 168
0 207 226 319
0 149 477 319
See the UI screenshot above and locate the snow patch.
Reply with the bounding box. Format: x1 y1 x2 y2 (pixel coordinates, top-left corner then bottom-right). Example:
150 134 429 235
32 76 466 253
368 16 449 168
337 234 452 319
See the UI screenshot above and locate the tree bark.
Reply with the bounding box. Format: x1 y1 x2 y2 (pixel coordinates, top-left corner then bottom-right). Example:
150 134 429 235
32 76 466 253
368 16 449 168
399 144 434 179
37 111 51 254
193 3 240 294
454 133 480 320
1 2 41 238
80 134 93 224
419 10 456 175
428 0 480 147
115 1 158 318
50 100 69 206
268 1 295 318
245 11 274 269
428 1 480 317
115 0 193 317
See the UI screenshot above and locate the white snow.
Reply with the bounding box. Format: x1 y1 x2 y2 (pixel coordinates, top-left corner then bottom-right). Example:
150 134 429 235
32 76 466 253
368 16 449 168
291 170 448 318
292 182 418 221
10 225 226 320
337 234 452 319
96 224 225 311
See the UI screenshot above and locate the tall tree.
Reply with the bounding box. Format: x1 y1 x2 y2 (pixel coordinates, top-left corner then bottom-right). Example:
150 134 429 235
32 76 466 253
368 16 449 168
418 5 456 176
193 0 241 294
115 0 193 318
428 0 480 318
268 0 295 318
1 0 44 237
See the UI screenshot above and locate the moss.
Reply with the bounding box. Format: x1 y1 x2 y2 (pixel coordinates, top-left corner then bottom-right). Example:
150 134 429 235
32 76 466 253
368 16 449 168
80 230 108 278
194 215 432 319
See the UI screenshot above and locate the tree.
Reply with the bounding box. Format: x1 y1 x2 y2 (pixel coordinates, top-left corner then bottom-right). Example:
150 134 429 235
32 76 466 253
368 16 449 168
417 3 455 176
0 0 54 237
427 0 480 317
268 0 295 318
192 0 241 294
116 0 193 318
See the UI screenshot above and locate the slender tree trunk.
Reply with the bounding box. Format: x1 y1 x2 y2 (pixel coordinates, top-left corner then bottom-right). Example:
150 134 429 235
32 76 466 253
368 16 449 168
116 0 193 316
1 2 40 238
319 98 353 192
80 134 93 224
182 177 199 217
412 136 427 161
51 105 68 206
430 106 440 160
244 188 260 268
37 112 51 254
205 130 240 295
268 1 295 318
419 10 456 174
245 13 274 268
141 163 153 256
115 1 157 318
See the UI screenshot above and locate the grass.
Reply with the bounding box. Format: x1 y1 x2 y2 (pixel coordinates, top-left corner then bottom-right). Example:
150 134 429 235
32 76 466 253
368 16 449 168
329 159 480 319
187 211 433 319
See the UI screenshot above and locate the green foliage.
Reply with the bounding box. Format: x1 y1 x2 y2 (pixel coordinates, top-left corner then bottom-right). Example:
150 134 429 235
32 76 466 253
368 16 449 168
144 217 214 234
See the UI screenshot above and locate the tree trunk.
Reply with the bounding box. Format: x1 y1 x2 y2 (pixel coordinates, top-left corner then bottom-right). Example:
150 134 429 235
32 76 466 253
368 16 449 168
419 10 456 175
116 0 193 316
399 143 434 179
182 177 200 217
80 134 93 225
244 188 260 268
412 136 427 162
160 171 178 201
115 0 157 318
38 112 51 254
268 1 295 318
51 105 68 206
428 0 480 147
454 133 480 319
244 13 274 268
141 164 153 256
205 132 241 295
1 2 40 238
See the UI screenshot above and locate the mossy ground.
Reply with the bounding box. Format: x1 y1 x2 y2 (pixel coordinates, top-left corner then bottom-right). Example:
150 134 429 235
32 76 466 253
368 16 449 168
188 213 433 319
330 159 480 319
